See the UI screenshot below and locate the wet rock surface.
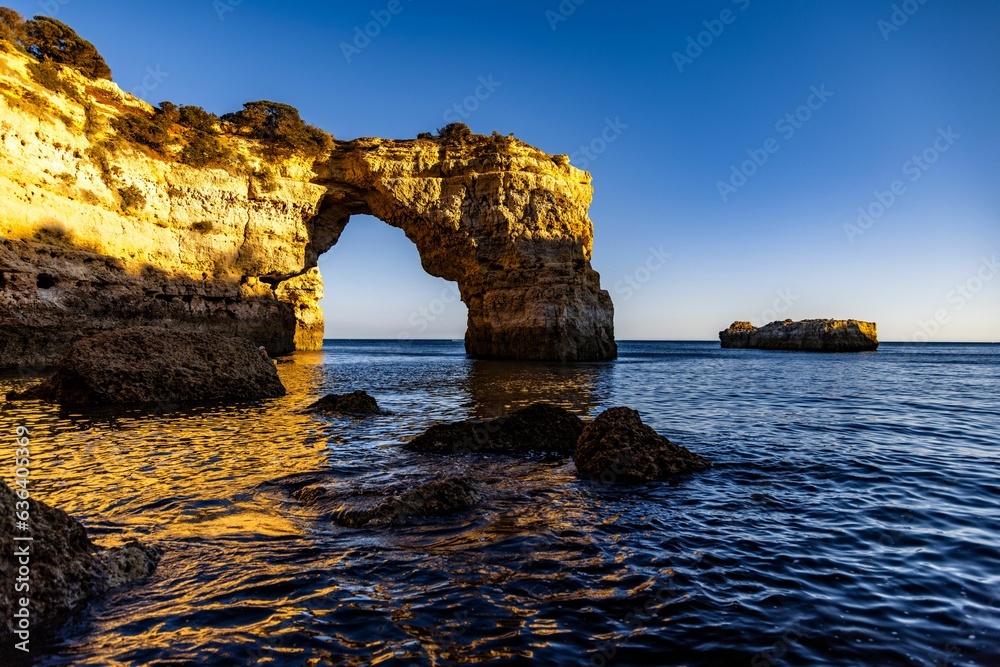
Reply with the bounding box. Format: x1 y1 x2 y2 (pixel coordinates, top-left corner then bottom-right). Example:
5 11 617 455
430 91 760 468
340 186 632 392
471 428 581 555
404 403 585 456
574 407 710 483
0 480 160 639
305 390 385 415
6 326 286 405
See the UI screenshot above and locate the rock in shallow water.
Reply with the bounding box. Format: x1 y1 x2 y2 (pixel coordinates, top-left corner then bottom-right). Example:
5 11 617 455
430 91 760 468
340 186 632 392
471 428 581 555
6 326 286 405
293 475 481 528
719 319 879 352
305 390 385 415
404 403 584 456
574 407 710 483
0 481 160 639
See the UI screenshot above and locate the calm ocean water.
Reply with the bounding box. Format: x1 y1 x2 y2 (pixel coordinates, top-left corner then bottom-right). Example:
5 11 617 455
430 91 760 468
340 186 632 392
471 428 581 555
1 340 998 666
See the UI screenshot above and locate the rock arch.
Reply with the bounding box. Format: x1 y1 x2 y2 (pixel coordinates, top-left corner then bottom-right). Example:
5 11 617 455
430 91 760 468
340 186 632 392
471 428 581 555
284 136 617 361
0 52 617 367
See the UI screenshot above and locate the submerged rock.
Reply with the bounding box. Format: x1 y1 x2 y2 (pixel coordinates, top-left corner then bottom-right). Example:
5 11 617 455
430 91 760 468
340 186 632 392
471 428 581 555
6 326 286 405
0 481 160 639
719 319 879 352
404 403 584 456
305 390 385 415
574 407 710 484
293 475 481 528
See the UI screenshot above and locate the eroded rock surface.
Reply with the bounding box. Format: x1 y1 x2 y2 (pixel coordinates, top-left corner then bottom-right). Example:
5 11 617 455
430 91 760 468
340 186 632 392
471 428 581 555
719 319 879 352
404 403 584 456
0 48 615 366
7 326 286 405
0 480 160 639
574 407 710 483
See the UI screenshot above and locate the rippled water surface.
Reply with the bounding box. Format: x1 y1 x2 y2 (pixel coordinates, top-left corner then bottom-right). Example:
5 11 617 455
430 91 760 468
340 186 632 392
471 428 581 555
2 341 999 666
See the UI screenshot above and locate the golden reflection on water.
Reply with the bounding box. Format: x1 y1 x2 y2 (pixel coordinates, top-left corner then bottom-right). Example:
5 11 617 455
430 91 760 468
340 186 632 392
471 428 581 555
0 346 639 664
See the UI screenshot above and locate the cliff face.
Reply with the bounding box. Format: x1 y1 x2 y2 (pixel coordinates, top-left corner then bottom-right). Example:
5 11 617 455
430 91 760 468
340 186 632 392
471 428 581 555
719 319 879 352
0 48 615 366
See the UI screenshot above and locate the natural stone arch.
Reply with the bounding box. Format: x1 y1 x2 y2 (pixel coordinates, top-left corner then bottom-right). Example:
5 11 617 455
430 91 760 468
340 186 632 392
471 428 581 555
283 135 617 361
0 46 615 368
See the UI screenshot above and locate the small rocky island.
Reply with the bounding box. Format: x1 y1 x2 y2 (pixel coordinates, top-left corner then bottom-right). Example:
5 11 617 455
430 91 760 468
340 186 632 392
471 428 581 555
719 319 879 352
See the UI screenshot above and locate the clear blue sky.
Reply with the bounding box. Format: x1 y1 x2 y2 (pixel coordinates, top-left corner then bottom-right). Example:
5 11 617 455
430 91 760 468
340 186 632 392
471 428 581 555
11 0 999 341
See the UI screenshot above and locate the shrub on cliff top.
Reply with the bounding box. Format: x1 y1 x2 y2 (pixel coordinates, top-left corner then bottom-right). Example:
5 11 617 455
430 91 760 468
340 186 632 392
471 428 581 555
0 7 25 46
21 15 111 80
221 101 333 157
178 105 218 132
437 122 474 143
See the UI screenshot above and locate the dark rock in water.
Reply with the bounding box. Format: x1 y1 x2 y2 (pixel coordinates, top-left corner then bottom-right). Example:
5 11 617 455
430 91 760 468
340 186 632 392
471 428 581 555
404 403 584 456
5 326 286 405
305 390 385 415
574 407 710 484
719 319 879 352
293 475 481 528
0 481 160 639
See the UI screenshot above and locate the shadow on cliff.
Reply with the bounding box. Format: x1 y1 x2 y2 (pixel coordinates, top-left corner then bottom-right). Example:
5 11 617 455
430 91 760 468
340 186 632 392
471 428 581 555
0 235 296 369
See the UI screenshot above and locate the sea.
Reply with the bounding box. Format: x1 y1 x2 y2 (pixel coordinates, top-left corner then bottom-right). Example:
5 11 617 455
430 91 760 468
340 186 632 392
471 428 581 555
1 340 998 666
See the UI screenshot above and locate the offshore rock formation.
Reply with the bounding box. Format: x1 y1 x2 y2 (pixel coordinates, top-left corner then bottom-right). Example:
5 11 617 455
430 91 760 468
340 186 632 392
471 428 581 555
720 319 879 352
7 327 285 405
0 47 616 367
0 480 160 640
574 407 710 484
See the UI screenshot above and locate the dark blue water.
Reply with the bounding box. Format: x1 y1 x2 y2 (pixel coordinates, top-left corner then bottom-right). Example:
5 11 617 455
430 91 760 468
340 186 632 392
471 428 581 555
2 341 999 665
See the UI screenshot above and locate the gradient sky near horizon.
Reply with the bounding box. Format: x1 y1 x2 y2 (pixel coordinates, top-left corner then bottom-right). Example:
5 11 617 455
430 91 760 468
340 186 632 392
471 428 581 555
9 0 998 341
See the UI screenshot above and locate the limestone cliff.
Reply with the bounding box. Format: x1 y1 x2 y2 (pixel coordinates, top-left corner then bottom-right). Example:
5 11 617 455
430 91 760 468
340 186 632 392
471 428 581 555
0 47 615 367
719 319 879 352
